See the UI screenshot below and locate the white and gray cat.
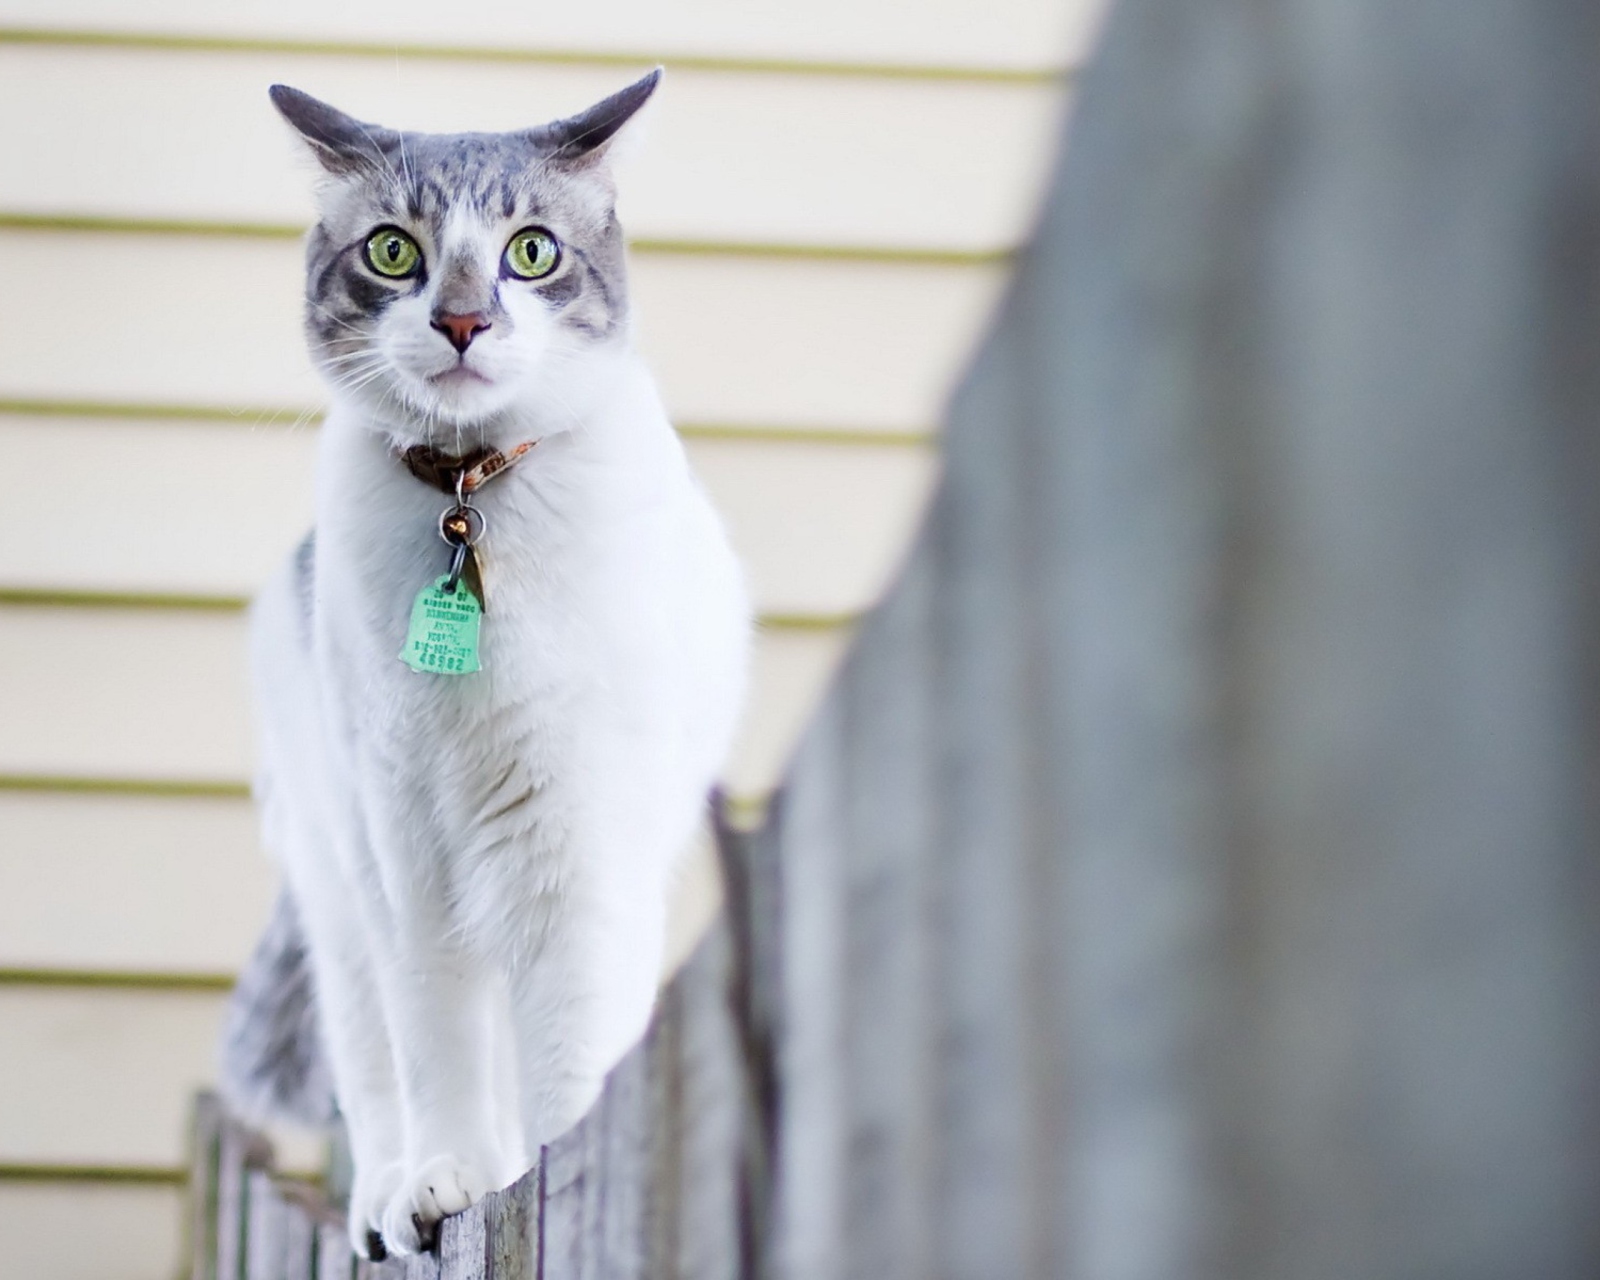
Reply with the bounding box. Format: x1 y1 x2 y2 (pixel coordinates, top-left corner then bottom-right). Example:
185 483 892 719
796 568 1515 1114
221 71 751 1259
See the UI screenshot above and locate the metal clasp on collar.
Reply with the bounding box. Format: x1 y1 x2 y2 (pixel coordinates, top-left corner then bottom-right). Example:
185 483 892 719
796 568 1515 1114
439 469 486 595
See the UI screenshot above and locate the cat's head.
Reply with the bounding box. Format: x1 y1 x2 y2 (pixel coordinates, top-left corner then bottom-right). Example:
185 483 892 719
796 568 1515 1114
270 72 659 445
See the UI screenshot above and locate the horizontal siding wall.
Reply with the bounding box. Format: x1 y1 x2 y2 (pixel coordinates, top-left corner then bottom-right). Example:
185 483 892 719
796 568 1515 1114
0 604 849 798
0 231 1008 430
0 45 1067 252
0 3 1103 74
0 987 234 1168
0 793 269 974
0 419 937 614
0 7 1095 1277
0 1183 185 1280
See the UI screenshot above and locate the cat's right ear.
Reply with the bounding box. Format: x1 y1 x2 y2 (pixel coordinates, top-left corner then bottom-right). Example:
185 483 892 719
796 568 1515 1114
269 85 399 177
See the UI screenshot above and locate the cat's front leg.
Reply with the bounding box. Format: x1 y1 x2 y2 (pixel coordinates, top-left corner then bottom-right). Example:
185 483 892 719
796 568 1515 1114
282 851 406 1259
365 873 516 1254
507 887 668 1153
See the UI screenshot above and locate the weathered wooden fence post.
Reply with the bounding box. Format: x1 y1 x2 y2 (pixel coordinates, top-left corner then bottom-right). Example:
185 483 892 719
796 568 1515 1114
764 0 1600 1276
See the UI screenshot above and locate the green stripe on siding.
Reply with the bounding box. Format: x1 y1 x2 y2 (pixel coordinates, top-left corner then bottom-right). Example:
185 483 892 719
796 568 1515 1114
0 775 251 799
0 772 777 821
0 398 936 447
0 26 1067 85
0 587 861 632
680 423 937 448
759 612 859 632
640 238 1008 267
0 397 315 425
721 792 773 829
0 587 251 612
0 213 1012 267
0 212 302 240
0 1162 187 1186
0 968 234 992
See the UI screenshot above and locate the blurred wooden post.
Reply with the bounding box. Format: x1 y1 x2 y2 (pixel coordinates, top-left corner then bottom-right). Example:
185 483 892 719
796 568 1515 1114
764 0 1600 1276
190 1092 225 1280
278 1192 316 1280
317 1219 355 1280
214 1114 258 1280
244 1168 285 1279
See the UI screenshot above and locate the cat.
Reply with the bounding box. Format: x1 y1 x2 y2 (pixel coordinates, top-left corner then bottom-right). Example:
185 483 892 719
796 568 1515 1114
220 70 751 1259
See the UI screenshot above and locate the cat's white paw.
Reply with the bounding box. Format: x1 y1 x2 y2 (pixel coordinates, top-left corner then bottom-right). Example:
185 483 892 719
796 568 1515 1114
348 1160 405 1259
378 1155 491 1255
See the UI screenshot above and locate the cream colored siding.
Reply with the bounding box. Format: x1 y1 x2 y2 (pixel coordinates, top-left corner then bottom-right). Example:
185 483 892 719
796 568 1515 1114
0 6 1092 1276
0 606 848 799
0 2 1104 73
0 793 267 974
0 47 1065 253
0 418 936 615
1 231 1007 430
1 987 231 1167
0 417 321 601
0 1184 184 1280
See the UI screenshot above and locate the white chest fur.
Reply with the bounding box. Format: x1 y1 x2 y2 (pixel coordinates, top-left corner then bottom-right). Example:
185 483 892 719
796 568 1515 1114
249 361 750 1258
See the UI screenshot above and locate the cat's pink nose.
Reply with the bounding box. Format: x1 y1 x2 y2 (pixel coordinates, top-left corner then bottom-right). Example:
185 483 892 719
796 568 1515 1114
432 311 491 353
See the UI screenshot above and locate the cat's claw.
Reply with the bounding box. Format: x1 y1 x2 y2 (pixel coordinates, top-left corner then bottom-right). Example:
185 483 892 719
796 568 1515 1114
348 1160 404 1259
379 1155 491 1255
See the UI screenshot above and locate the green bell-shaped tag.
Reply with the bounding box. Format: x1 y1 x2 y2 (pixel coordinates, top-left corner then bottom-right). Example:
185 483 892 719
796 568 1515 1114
400 575 482 675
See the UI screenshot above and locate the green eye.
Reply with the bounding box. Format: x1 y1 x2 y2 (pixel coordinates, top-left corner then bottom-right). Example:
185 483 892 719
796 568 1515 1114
364 227 422 279
503 228 561 280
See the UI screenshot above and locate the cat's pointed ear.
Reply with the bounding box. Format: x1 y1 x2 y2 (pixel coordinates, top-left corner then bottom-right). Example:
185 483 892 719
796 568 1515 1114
269 85 399 177
534 68 662 167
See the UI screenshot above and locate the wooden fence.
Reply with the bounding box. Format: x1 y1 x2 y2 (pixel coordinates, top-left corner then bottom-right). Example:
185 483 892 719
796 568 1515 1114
189 820 771 1280
191 0 1600 1274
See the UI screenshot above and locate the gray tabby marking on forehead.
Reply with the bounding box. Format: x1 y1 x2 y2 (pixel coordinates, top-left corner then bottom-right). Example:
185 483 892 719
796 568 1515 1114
267 71 660 183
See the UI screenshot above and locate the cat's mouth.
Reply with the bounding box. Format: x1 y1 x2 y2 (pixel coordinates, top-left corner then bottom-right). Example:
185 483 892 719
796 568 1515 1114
429 365 493 388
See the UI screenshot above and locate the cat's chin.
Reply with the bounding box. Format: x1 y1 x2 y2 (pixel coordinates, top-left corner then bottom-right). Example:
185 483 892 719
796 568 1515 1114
398 371 521 430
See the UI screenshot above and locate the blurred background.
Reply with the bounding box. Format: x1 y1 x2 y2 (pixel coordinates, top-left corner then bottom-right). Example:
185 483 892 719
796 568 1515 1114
0 1 1107 1276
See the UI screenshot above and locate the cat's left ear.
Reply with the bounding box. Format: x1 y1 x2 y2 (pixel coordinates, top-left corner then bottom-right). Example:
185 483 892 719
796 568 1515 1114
269 84 401 178
533 68 662 168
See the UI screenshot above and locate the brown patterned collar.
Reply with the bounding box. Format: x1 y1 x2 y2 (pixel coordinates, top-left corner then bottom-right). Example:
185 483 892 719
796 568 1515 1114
398 440 540 495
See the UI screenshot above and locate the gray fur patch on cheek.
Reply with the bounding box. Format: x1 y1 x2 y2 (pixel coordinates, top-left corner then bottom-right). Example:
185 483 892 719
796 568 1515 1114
303 232 415 367
548 242 626 338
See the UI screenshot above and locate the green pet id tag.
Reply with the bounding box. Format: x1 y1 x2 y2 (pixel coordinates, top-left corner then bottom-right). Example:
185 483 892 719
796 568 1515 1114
400 576 482 675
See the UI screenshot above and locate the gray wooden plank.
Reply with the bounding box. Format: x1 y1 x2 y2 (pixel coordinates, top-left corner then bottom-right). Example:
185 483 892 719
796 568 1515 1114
217 1119 271 1280
190 1092 226 1280
1207 3 1600 1269
355 1249 434 1280
713 806 783 1277
280 1195 316 1280
770 695 849 1279
928 311 1052 1280
536 921 746 1279
671 926 743 1280
832 546 939 1280
215 1129 245 1280
315 1219 355 1280
639 981 685 1279
931 0 1600 1275
245 1169 288 1280
542 1091 605 1278
400 1251 442 1280
484 1167 540 1280
593 1028 653 1278
438 1199 486 1280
